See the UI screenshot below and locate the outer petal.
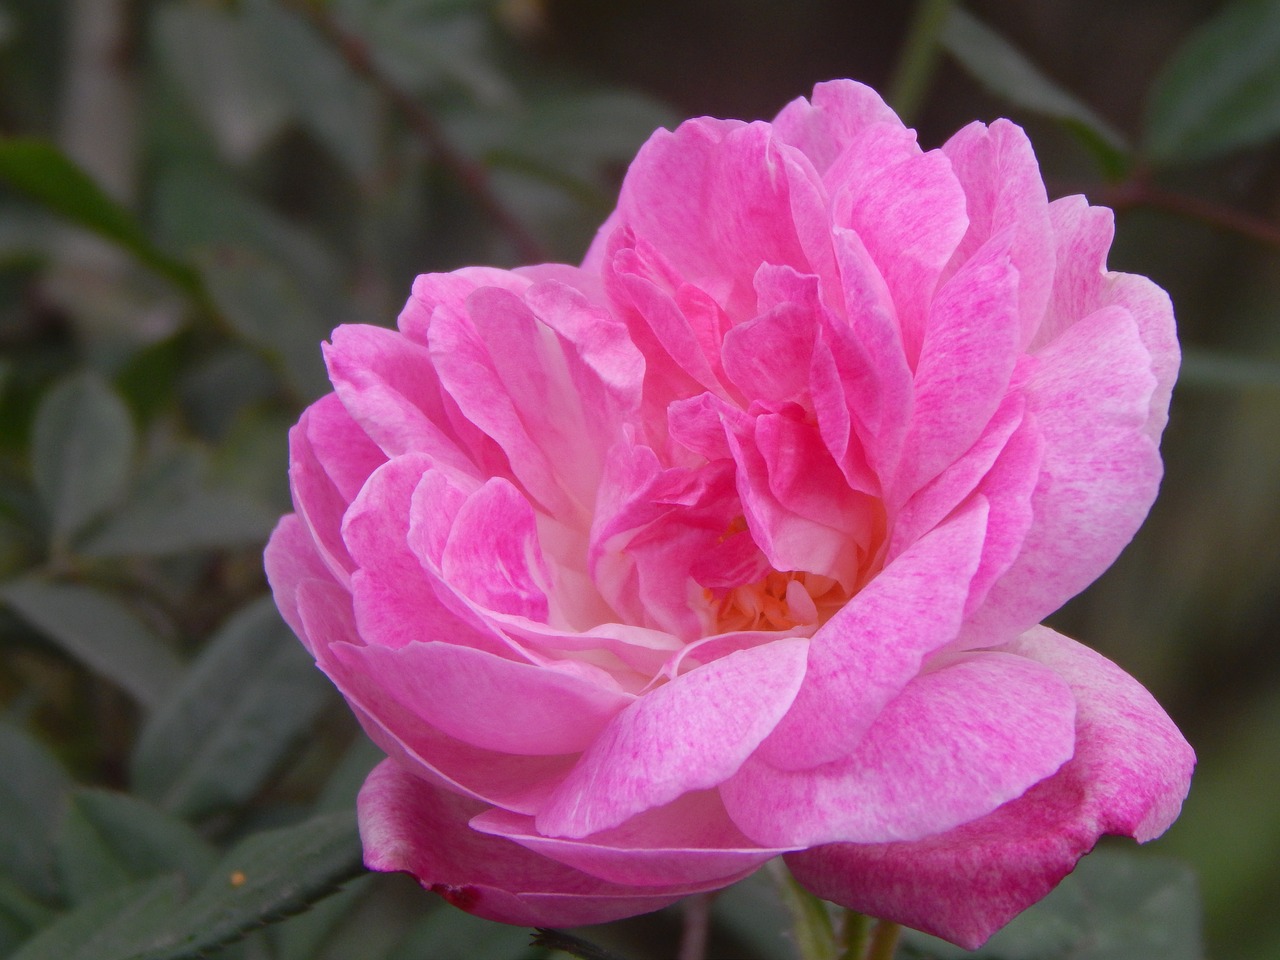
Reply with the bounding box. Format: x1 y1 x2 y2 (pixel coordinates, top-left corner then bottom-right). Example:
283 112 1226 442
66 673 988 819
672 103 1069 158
964 304 1161 642
359 760 724 926
536 638 809 838
263 514 332 652
722 650 1076 847
785 626 1194 950
472 789 795 887
328 641 633 756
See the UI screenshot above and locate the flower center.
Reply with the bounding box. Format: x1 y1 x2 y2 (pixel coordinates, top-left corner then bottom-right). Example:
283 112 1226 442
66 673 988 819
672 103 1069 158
708 569 847 633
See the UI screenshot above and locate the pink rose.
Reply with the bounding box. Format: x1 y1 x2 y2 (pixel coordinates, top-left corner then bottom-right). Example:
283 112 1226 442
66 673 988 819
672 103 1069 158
265 80 1193 948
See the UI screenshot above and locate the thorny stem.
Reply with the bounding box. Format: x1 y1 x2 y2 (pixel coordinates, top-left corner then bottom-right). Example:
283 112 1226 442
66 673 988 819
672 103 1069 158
677 892 713 960
886 0 954 124
278 0 549 264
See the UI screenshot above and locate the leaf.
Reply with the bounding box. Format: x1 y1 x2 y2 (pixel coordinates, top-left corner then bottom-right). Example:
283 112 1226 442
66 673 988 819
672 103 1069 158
0 877 56 957
0 579 183 710
387 905 543 960
55 789 216 905
1144 0 1280 164
130 597 333 819
0 722 71 903
939 7 1130 176
196 247 331 401
129 812 364 960
8 875 185 960
79 441 277 558
0 139 199 293
899 850 1203 960
242 0 381 180
152 1 291 163
30 372 136 546
270 875 372 960
1178 349 1280 390
713 866 799 960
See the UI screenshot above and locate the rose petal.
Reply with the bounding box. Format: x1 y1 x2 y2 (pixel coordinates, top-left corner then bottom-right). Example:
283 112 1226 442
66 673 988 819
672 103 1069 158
722 649 1076 847
536 638 809 838
785 626 1194 950
359 759 719 926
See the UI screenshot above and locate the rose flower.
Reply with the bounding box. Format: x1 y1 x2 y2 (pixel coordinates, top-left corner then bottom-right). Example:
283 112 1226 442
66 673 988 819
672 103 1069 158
266 80 1193 948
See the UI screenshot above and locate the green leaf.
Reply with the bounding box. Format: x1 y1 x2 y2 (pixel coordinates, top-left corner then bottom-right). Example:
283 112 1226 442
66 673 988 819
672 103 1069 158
196 247 331 401
271 875 372 960
30 372 136 546
387 905 542 960
242 0 381 180
130 812 364 960
56 789 216 905
152 0 291 164
939 7 1130 177
79 443 276 558
8 875 185 960
713 866 799 960
130 597 332 819
1178 349 1280 390
0 139 200 293
1144 0 1280 164
900 850 1202 960
0 579 183 710
0 722 71 903
0 877 56 957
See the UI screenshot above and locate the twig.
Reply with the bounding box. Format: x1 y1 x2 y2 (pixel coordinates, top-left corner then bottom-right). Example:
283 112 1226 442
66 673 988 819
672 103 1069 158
677 893 713 960
1103 177 1280 250
278 0 549 264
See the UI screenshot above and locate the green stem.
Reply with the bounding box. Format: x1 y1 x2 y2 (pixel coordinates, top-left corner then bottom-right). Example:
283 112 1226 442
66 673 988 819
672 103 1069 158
841 910 872 960
866 920 903 960
886 0 955 123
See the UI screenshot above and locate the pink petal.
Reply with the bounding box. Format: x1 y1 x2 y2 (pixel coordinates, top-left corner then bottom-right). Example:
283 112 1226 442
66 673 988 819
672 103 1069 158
940 120 1054 349
894 231 1020 500
440 478 552 621
964 304 1161 642
771 79 905 178
472 789 794 887
263 514 333 653
1035 195 1114 351
536 638 809 838
722 649 1076 847
785 626 1193 950
322 325 475 475
359 760 719 926
753 500 988 771
327 641 633 756
302 392 386 503
287 406 356 583
831 145 968 366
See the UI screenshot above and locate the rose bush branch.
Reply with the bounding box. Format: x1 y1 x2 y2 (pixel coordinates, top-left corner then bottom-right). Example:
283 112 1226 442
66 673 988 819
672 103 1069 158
277 0 548 263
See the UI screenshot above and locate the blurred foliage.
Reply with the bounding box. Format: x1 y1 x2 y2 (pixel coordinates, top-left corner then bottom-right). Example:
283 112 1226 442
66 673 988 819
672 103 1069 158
0 0 1277 958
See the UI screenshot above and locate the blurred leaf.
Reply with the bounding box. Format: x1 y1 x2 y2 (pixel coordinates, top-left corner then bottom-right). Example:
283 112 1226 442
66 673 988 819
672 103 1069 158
130 812 363 960
1178 349 1280 390
8 875 185 960
0 877 56 957
0 139 199 293
153 1 290 164
900 850 1202 960
0 722 71 903
315 734 384 814
0 579 182 710
939 7 1130 177
30 372 136 545
80 442 276 558
271 875 372 960
55 789 216 905
243 0 381 180
130 598 332 819
333 0 511 103
196 248 331 400
386 904 540 960
714 866 798 960
1144 0 1280 164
